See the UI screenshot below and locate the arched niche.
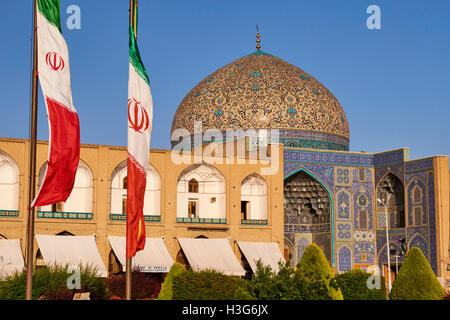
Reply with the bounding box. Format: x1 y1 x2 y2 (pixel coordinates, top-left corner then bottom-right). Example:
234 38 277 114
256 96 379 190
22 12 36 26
284 169 332 265
176 162 226 219
110 161 161 216
0 150 20 211
376 173 405 229
38 160 94 213
240 173 267 221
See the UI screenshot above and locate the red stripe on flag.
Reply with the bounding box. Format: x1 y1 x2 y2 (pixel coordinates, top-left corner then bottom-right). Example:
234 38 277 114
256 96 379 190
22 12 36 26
126 153 146 258
31 97 80 208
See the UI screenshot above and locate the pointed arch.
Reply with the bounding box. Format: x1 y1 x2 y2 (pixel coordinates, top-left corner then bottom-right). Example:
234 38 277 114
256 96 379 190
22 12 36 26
0 150 20 211
176 162 226 220
338 245 352 272
110 160 161 216
376 172 405 229
240 173 267 221
283 167 335 267
38 159 94 213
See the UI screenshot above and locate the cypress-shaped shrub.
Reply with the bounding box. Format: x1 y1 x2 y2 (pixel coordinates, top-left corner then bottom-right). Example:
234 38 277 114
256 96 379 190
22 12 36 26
296 243 343 300
390 247 445 300
335 269 386 300
172 269 252 300
157 262 186 300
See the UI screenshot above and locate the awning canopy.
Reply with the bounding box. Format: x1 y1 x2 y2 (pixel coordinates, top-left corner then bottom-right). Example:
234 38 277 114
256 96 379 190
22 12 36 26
237 241 285 274
107 236 174 273
35 235 107 277
177 238 245 277
0 239 25 278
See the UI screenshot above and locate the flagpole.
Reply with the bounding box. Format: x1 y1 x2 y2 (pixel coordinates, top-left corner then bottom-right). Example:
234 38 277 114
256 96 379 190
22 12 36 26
125 0 135 301
25 0 39 301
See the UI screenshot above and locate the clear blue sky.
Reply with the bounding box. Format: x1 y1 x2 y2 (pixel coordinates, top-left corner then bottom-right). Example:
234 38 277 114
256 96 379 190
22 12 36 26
0 0 449 160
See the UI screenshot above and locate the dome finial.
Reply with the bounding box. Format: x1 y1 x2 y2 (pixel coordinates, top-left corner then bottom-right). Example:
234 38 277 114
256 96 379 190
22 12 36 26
256 25 261 51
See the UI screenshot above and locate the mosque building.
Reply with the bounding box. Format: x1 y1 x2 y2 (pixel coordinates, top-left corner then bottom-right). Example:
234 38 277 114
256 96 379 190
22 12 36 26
0 33 449 290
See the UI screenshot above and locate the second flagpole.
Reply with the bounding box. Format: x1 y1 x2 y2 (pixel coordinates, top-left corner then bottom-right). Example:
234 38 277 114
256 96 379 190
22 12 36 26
125 0 134 301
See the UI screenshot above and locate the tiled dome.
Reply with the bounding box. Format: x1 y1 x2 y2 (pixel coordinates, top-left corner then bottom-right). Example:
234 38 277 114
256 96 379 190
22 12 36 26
171 50 350 151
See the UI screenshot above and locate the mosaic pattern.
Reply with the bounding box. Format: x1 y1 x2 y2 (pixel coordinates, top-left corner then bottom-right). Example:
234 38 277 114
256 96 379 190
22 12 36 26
354 242 376 264
38 211 93 220
407 177 427 226
336 190 350 220
408 234 429 259
427 172 438 273
171 51 350 149
405 158 434 172
375 163 405 187
284 149 373 167
353 186 373 230
0 210 19 218
338 245 352 271
353 231 375 242
373 149 407 166
336 167 351 185
284 163 334 192
337 223 352 240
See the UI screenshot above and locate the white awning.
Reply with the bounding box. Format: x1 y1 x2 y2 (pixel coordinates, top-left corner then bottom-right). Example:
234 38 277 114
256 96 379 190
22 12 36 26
237 241 285 274
177 238 246 277
35 235 107 277
0 239 25 278
107 236 174 273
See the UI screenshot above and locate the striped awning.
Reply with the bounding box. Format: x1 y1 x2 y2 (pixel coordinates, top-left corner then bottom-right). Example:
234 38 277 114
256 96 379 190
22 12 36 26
35 234 108 277
0 239 25 278
108 236 174 273
177 238 246 276
237 241 285 274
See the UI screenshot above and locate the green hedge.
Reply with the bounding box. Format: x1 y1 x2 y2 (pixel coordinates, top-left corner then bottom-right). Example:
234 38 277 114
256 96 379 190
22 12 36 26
0 265 108 300
335 269 387 300
172 269 252 300
390 247 445 300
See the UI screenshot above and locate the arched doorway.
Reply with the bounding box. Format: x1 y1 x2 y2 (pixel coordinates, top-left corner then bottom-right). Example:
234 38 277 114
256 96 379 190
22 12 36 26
284 169 332 265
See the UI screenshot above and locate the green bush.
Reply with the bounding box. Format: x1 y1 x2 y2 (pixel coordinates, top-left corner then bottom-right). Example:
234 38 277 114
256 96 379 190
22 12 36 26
335 269 386 300
157 262 186 300
172 269 252 300
244 260 308 300
297 243 343 300
0 265 108 300
390 247 445 300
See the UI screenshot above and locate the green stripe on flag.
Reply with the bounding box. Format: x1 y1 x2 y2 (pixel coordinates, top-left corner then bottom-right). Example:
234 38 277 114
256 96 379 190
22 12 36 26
37 0 62 33
129 24 149 85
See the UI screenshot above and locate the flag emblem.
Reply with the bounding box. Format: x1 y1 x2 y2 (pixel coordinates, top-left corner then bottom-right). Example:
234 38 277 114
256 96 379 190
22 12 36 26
128 98 149 134
45 51 65 72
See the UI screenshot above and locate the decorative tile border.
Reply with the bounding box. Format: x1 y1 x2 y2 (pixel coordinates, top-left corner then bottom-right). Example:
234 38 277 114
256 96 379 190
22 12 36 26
109 214 161 222
0 210 19 218
176 217 226 224
241 219 268 225
37 211 93 220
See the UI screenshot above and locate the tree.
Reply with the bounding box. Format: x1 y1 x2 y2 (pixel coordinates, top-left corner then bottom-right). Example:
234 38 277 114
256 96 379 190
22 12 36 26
296 243 343 300
335 269 386 300
157 263 186 300
389 247 445 300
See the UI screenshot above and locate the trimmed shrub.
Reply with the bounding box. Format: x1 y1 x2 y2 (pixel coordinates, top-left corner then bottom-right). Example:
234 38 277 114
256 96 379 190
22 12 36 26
443 291 450 300
390 247 445 300
244 260 309 300
107 271 161 300
172 269 252 300
157 262 186 300
335 269 386 300
297 243 343 300
0 265 108 300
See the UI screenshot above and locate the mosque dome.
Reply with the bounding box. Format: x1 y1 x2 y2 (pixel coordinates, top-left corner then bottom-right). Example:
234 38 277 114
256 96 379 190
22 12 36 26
171 48 350 151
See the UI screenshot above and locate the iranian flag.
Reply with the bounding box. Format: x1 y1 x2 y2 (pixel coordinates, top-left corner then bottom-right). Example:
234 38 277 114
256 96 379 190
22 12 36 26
31 0 80 208
126 0 153 259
